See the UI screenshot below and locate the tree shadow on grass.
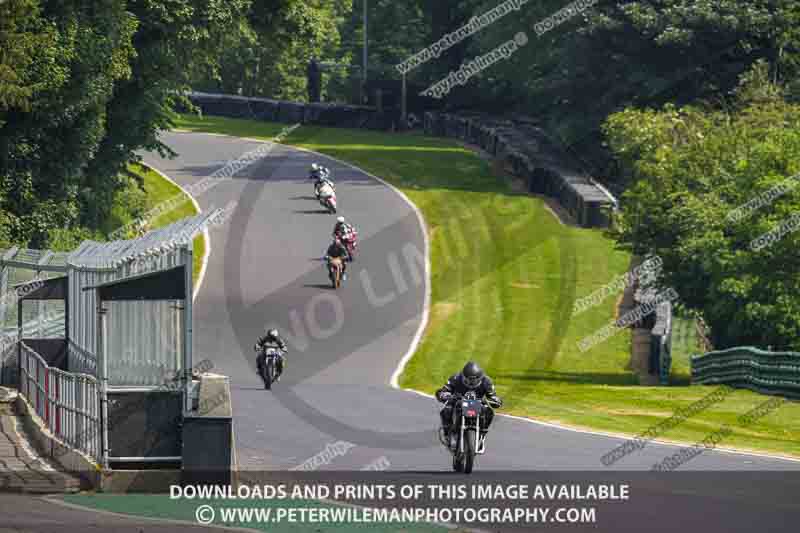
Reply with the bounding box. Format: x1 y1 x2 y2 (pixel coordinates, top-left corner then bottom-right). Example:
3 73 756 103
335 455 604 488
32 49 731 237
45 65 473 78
495 370 638 387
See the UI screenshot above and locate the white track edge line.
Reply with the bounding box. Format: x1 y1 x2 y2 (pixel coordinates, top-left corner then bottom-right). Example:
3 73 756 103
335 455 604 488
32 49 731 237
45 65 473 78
400 387 800 463
175 130 800 466
271 144 432 390
282 144 800 466
141 163 210 303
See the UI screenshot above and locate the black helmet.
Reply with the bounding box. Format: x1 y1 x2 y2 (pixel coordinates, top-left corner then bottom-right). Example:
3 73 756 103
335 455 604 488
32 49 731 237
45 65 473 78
267 328 279 338
461 361 484 389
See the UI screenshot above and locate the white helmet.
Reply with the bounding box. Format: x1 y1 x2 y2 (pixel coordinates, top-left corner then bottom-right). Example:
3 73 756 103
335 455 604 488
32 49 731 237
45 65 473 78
311 163 320 171
336 216 345 223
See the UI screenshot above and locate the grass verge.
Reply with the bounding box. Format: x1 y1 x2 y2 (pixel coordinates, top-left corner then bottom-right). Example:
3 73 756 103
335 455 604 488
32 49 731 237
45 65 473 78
130 163 205 285
173 113 800 460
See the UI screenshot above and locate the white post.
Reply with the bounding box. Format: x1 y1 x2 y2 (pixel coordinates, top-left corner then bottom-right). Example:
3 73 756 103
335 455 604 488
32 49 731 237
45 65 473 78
97 295 109 470
182 244 193 413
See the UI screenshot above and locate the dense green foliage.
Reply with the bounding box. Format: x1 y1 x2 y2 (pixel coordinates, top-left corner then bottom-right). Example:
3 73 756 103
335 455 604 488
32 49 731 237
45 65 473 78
194 1 353 100
0 0 248 248
463 0 800 177
606 63 800 350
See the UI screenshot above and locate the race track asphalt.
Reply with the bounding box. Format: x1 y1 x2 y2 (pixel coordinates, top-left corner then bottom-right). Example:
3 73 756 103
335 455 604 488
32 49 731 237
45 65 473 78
139 130 800 473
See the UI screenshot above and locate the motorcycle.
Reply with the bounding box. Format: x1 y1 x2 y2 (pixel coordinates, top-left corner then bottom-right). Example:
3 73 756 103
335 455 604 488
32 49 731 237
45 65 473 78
327 256 344 289
337 233 357 262
440 391 488 474
258 347 284 390
316 182 337 214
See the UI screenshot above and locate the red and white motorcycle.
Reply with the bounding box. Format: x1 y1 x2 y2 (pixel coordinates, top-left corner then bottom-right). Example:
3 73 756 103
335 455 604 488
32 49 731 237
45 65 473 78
336 230 358 262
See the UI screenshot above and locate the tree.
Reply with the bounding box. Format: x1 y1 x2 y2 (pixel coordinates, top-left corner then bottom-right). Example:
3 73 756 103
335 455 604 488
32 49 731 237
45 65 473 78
466 1 800 177
0 1 251 247
605 62 800 350
196 0 352 101
1 0 137 247
82 0 251 230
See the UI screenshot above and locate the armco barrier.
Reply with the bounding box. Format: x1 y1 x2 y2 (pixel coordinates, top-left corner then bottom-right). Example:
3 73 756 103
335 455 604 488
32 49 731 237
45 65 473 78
691 346 800 399
424 111 617 228
185 91 400 131
182 93 617 227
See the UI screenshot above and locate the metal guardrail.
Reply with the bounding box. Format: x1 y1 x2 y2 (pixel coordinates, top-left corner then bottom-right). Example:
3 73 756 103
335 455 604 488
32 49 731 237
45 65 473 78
1 312 66 386
67 339 97 377
2 310 66 340
691 346 800 398
19 341 102 461
0 340 15 386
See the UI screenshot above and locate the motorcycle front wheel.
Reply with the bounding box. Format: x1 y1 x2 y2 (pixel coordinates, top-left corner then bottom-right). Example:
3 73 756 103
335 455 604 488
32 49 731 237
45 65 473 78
452 430 465 472
264 358 274 390
463 428 476 473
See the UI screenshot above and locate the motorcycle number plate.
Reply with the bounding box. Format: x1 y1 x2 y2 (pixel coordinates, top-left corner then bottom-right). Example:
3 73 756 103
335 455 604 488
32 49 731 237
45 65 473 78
466 410 477 416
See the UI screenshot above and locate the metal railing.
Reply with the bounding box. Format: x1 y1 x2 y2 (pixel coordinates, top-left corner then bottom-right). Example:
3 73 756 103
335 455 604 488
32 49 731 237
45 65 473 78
1 310 66 339
691 346 800 399
67 339 97 377
0 338 15 385
19 341 101 461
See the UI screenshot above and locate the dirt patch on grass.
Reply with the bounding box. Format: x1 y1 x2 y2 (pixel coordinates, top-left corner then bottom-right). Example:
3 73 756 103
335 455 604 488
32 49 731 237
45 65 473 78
605 408 674 418
511 282 540 289
429 302 460 329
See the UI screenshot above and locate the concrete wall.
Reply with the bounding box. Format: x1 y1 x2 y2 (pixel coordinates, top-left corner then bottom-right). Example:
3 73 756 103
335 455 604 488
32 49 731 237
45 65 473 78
14 394 99 489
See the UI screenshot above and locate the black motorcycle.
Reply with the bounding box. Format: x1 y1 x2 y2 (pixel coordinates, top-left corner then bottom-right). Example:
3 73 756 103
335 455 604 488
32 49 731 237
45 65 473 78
440 391 489 473
258 347 284 390
327 256 345 289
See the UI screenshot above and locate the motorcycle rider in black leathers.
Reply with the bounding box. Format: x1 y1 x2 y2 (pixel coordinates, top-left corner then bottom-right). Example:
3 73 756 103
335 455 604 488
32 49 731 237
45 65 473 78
254 328 288 382
332 216 357 262
436 362 503 443
325 237 349 280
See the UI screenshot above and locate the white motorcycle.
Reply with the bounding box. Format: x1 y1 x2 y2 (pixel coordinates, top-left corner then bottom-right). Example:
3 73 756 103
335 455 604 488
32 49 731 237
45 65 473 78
316 182 337 214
